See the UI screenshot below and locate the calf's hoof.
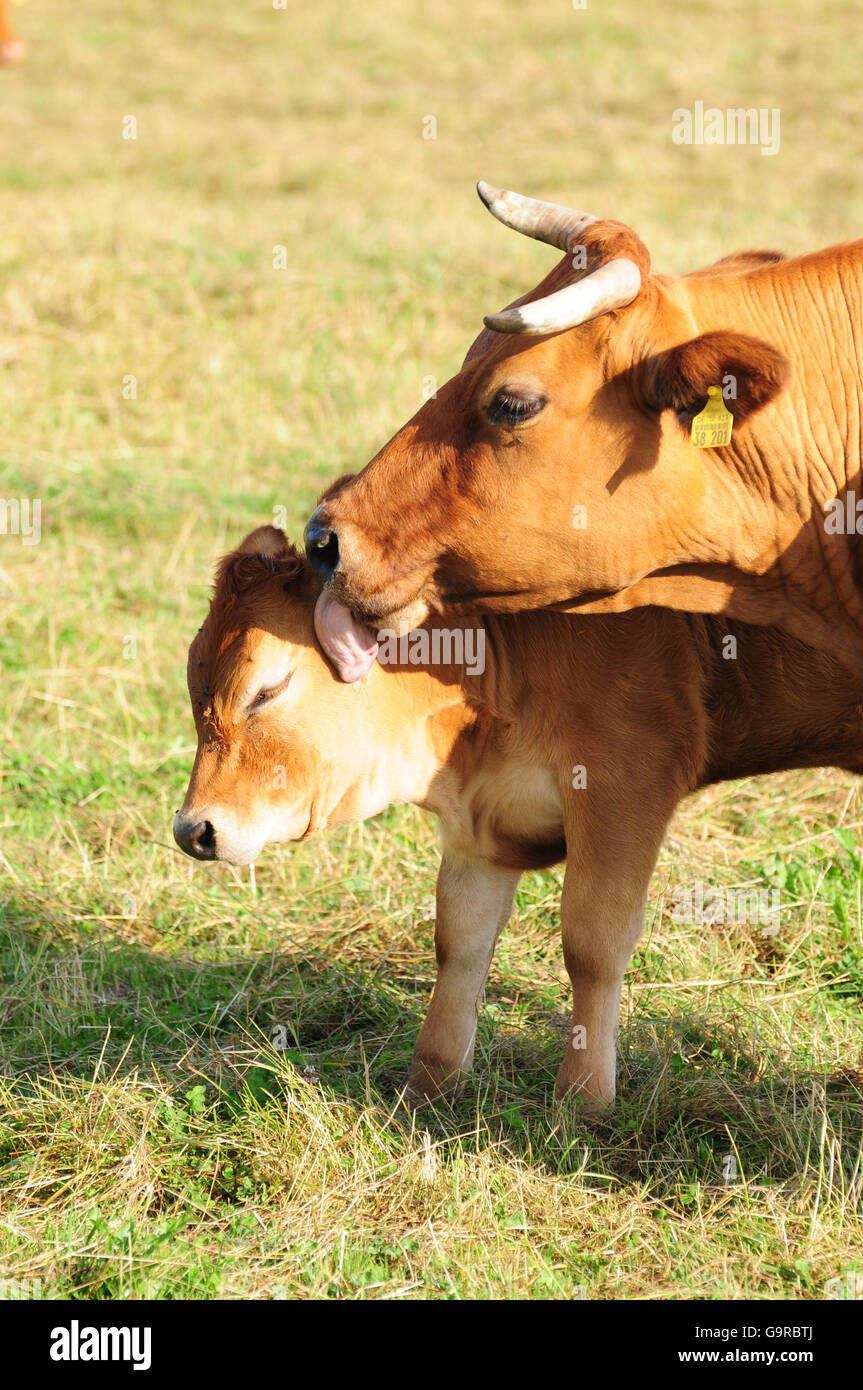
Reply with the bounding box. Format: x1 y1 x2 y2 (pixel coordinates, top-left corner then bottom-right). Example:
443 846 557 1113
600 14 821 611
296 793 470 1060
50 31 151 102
554 1063 615 1115
404 1059 463 1110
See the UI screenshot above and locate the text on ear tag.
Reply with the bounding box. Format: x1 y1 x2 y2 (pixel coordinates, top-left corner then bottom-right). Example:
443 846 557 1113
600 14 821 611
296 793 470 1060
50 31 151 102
690 386 733 448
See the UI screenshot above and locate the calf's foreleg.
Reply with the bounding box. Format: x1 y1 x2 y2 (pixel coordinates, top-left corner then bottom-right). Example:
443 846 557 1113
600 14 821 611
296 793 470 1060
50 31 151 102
407 851 520 1104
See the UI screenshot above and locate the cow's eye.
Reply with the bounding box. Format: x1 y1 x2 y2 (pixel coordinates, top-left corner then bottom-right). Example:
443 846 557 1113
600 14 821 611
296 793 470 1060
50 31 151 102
249 672 293 712
486 389 546 426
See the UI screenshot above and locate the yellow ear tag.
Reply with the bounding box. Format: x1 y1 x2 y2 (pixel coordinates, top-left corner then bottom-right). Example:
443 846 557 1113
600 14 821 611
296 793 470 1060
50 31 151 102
690 386 733 448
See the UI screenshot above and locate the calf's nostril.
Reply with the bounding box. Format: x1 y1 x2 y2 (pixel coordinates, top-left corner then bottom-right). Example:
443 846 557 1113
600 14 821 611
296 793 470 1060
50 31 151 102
193 821 216 856
174 814 218 861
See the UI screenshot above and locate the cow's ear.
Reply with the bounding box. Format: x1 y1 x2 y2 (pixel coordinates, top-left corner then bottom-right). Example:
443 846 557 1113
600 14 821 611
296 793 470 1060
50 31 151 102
642 330 790 430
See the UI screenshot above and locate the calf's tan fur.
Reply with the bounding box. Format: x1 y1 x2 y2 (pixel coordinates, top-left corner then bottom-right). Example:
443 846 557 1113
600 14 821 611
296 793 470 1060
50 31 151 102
176 526 863 1108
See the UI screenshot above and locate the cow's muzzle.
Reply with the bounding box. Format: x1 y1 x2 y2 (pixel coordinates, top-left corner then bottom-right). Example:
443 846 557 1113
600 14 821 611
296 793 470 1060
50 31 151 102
304 506 340 581
173 812 217 860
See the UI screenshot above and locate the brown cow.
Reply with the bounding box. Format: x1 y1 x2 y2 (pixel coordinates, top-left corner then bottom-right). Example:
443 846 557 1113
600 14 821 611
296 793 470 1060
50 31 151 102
175 525 863 1109
304 185 863 682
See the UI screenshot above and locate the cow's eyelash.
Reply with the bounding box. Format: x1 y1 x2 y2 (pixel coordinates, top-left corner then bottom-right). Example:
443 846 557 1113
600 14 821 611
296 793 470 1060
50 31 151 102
486 391 546 425
249 672 293 711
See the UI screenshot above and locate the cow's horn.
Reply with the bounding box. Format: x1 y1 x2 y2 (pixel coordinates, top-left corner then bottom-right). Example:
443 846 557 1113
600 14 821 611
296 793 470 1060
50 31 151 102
482 258 642 335
477 181 598 252
477 181 642 334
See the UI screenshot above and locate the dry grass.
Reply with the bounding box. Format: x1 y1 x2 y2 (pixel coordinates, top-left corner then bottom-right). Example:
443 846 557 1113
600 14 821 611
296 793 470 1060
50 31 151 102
0 0 862 1299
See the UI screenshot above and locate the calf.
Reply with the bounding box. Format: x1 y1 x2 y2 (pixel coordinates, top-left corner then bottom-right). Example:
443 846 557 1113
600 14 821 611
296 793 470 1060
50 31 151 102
175 525 863 1109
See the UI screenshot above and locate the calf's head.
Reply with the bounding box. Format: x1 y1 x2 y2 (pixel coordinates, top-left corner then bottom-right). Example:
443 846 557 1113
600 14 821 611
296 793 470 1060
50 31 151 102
174 527 445 866
305 183 789 672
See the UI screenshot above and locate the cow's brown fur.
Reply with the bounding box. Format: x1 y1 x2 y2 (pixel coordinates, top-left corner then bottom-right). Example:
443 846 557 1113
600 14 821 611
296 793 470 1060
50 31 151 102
309 217 863 678
177 527 863 1108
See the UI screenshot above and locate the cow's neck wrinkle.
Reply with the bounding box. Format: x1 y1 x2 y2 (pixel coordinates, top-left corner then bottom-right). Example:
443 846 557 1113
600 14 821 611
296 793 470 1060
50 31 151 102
683 246 863 498
634 253 863 670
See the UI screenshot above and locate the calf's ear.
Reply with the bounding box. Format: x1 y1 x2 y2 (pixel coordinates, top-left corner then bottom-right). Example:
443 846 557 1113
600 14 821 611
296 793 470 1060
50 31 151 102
235 525 290 557
641 330 790 430
218 526 304 598
220 526 293 594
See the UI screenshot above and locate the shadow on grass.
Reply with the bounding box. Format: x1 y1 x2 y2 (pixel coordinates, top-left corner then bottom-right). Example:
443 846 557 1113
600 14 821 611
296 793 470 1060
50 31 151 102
1 895 861 1199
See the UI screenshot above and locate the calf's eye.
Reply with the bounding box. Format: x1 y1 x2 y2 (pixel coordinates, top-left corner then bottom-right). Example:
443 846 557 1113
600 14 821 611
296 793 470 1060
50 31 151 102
249 672 293 712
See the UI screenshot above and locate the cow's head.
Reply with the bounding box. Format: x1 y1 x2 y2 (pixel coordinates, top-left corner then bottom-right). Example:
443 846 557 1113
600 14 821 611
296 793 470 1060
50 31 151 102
173 527 455 865
305 184 790 677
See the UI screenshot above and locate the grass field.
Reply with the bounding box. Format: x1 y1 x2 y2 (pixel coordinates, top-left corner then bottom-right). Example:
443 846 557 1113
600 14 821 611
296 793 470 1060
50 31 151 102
1 0 862 1300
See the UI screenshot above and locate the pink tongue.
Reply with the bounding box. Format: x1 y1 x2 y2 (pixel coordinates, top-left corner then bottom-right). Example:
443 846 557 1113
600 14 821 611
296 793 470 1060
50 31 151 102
314 591 379 683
